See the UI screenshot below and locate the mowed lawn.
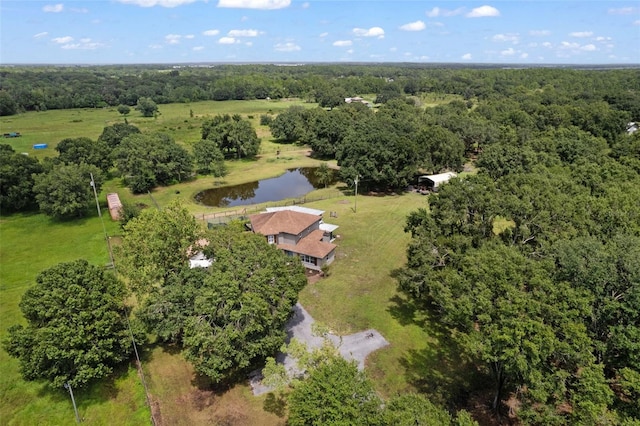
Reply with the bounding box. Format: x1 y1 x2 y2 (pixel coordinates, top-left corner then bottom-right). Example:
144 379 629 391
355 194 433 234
0 213 150 425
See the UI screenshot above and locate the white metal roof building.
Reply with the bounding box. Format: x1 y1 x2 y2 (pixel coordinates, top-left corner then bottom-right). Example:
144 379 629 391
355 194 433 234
418 172 457 189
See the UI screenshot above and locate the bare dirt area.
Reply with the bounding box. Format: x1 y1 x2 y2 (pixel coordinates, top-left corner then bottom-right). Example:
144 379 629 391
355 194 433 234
144 346 284 426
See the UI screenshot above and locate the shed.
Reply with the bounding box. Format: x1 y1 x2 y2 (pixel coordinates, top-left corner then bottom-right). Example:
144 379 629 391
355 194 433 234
33 143 48 149
106 193 123 220
418 172 457 190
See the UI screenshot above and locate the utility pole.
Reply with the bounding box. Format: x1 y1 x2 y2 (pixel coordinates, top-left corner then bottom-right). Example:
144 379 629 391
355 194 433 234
64 382 81 423
354 175 358 213
90 173 113 266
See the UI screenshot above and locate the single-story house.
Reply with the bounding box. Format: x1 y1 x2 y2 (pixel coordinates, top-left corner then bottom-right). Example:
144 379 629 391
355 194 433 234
106 193 123 220
418 172 457 190
249 208 339 271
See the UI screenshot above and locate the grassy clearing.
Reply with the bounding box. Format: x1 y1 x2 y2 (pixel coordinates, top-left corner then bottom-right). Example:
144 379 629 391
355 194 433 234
297 192 469 403
0 212 150 425
0 98 315 159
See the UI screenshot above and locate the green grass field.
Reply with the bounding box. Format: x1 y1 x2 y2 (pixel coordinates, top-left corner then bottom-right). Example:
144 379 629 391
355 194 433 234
1 97 463 424
0 213 150 425
0 98 314 159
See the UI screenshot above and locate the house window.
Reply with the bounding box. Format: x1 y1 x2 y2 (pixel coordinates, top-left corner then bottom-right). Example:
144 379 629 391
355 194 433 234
300 254 315 264
267 235 275 244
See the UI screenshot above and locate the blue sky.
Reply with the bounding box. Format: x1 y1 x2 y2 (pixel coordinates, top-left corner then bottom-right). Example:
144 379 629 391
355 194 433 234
1 1 639 64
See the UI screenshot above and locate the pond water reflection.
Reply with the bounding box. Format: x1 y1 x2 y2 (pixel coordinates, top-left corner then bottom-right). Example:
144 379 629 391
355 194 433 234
194 167 337 207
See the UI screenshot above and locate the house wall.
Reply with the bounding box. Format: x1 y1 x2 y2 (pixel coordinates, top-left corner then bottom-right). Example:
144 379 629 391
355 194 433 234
297 222 320 243
278 232 297 245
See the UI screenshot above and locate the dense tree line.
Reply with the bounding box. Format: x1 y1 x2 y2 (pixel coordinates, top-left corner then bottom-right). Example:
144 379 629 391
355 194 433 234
1 65 638 117
397 80 640 423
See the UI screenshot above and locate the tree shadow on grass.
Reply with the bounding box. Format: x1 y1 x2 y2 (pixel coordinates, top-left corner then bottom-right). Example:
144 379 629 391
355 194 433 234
263 391 287 417
35 360 135 416
387 293 483 410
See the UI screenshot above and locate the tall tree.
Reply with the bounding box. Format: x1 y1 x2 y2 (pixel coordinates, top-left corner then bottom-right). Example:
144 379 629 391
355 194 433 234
192 139 227 176
201 114 260 159
117 201 202 295
113 132 193 193
56 137 111 172
0 144 43 211
4 260 136 388
135 96 158 117
32 163 103 219
97 122 141 149
287 356 382 426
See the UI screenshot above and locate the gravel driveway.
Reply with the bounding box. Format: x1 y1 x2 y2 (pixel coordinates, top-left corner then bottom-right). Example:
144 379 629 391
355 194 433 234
251 303 389 395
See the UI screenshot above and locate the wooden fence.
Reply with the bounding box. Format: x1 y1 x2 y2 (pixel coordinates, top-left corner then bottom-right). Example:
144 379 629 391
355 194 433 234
195 190 345 224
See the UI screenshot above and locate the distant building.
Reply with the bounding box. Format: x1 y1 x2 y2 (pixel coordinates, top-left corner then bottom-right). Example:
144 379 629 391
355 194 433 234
418 172 457 190
627 122 638 135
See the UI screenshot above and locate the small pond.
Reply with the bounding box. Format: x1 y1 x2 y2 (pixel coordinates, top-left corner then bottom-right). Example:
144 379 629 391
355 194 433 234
194 167 338 207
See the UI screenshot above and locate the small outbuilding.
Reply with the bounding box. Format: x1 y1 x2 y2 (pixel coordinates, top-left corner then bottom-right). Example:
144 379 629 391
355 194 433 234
418 172 457 190
33 143 48 149
106 193 123 220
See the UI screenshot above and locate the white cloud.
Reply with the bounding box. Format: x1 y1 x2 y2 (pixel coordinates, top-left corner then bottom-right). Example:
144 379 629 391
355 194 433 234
33 32 49 39
353 27 385 38
203 29 220 36
52 36 73 44
228 29 259 37
542 42 552 48
608 7 637 15
426 6 464 17
634 20 640 26
466 5 500 18
529 30 550 36
346 49 354 54
462 53 472 60
217 0 290 9
165 34 182 44
218 37 239 44
193 46 204 51
70 7 89 13
319 32 328 37
149 44 163 49
520 53 529 59
400 20 426 31
117 0 197 7
301 2 309 8
43 4 64 13
245 41 253 46
274 42 301 52
595 36 611 42
492 33 519 43
570 31 593 38
184 34 195 39
60 39 104 50
333 40 352 47
559 41 580 49
581 44 597 51
500 47 516 56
